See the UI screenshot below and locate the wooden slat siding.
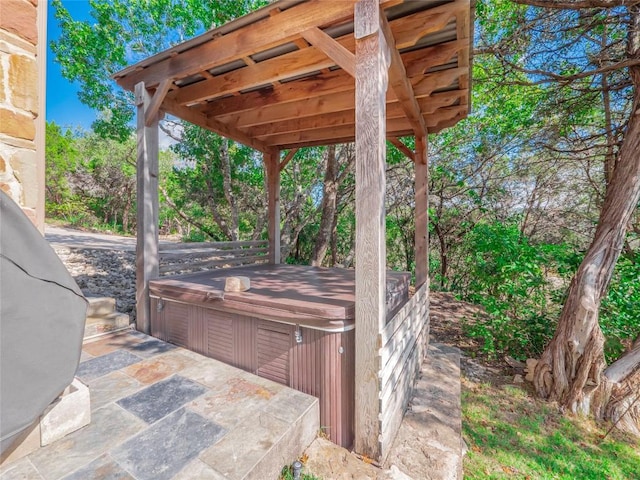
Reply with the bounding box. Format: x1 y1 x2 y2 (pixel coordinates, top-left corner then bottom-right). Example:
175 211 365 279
135 82 160 335
160 247 268 261
205 309 234 364
354 0 389 460
380 317 428 453
159 255 269 275
233 315 257 372
164 301 190 348
414 136 428 288
257 320 292 385
378 283 429 455
379 289 427 404
159 240 268 252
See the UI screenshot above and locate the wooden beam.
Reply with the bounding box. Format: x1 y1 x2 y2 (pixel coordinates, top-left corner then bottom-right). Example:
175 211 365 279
144 78 173 127
279 148 298 172
263 117 412 148
414 136 428 288
162 98 269 153
134 82 160 334
388 137 415 162
265 148 281 264
354 0 389 461
226 68 465 129
301 27 356 78
117 0 359 91
389 0 467 50
259 107 466 148
165 6 459 108
171 43 338 106
379 6 427 138
247 89 465 138
402 39 466 77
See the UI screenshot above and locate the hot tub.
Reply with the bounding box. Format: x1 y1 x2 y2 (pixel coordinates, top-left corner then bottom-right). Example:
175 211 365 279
149 264 410 447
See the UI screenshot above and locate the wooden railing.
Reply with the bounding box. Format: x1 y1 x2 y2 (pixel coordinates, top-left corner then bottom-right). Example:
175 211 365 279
159 240 268 275
378 281 429 454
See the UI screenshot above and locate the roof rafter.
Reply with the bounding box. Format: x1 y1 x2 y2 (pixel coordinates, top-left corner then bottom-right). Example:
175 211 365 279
379 5 427 138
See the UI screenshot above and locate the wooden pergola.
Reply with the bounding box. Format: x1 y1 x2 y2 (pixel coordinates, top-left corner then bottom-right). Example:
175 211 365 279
114 0 472 461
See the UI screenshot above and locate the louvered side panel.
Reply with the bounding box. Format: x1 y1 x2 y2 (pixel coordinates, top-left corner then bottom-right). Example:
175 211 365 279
257 321 291 386
290 327 322 398
233 315 256 372
150 297 166 341
204 308 234 364
164 301 190 348
320 330 355 448
188 307 207 355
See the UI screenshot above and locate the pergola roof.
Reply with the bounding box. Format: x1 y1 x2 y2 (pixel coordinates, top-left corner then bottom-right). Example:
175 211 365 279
114 0 473 153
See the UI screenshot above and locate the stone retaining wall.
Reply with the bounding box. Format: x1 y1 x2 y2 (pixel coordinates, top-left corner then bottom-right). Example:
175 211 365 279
0 0 46 230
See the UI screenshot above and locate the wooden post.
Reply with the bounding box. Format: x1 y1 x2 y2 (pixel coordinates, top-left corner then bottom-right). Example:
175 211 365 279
135 82 160 334
265 148 281 264
414 136 428 288
354 0 390 460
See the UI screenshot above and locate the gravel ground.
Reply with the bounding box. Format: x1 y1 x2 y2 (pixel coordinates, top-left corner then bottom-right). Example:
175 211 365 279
54 246 138 320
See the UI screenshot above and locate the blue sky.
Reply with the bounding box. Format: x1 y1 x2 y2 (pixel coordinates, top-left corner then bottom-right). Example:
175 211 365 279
46 0 96 130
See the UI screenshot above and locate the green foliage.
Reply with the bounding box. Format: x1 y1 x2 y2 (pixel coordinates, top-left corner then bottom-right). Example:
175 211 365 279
51 0 268 139
454 221 564 359
600 254 640 363
280 463 321 480
463 382 640 479
45 122 81 215
167 124 266 241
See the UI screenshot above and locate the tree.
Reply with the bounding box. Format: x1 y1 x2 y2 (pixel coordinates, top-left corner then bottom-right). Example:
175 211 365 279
45 122 80 214
51 0 268 140
479 0 640 432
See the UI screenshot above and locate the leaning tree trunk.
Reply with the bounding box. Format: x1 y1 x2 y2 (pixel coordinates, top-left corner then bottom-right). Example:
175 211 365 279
533 25 640 423
311 145 338 266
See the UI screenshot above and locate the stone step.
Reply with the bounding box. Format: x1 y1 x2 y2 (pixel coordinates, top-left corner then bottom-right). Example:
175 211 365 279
83 312 131 340
86 296 117 317
384 342 463 480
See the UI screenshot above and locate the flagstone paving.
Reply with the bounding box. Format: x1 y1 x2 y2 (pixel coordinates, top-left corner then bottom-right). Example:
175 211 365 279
0 331 319 480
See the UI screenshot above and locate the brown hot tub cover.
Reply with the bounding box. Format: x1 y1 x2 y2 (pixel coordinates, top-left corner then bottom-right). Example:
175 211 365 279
0 192 87 454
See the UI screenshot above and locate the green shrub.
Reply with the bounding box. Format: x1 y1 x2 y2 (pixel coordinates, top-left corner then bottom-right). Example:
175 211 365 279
455 221 562 359
600 254 640 363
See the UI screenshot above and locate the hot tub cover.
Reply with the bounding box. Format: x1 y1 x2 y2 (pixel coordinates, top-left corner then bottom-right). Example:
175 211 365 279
0 192 87 453
150 264 410 329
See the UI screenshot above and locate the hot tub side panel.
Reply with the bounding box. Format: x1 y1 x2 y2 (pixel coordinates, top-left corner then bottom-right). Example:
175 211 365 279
150 297 355 448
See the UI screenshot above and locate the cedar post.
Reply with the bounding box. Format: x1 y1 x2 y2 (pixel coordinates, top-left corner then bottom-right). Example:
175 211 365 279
414 136 428 288
354 0 390 460
266 148 281 264
135 82 160 334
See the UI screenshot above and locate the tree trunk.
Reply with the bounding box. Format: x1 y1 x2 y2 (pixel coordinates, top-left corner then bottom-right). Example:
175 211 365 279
220 138 239 241
604 337 640 436
311 145 338 266
533 8 640 422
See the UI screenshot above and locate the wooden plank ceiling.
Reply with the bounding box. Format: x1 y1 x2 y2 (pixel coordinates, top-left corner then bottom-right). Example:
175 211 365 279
114 0 473 153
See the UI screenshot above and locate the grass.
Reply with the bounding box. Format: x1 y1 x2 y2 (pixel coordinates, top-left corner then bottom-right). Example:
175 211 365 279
462 380 640 479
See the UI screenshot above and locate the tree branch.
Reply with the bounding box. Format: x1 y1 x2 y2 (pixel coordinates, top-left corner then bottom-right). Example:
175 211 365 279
512 0 640 10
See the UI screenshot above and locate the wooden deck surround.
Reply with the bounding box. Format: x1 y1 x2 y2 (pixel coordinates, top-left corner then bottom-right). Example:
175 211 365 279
114 0 472 461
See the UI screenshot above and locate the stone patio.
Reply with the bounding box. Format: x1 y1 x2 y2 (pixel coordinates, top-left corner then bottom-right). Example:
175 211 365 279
0 330 319 480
